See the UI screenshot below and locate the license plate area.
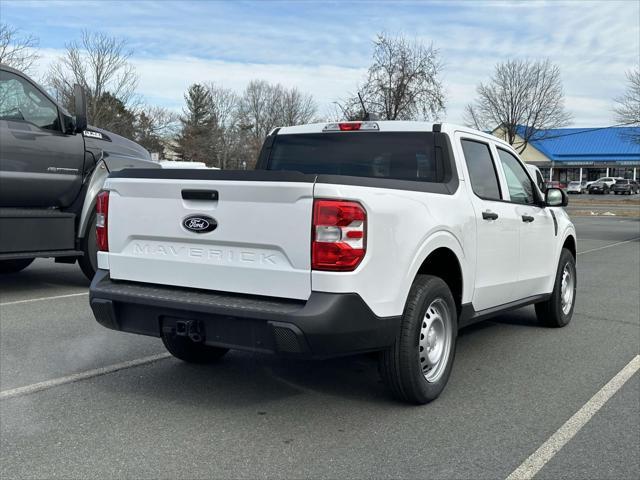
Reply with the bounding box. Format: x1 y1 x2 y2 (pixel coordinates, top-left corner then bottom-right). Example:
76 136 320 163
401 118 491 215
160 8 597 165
161 315 274 352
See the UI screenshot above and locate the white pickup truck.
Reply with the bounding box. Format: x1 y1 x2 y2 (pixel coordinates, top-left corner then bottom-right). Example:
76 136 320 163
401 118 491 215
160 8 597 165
89 121 577 404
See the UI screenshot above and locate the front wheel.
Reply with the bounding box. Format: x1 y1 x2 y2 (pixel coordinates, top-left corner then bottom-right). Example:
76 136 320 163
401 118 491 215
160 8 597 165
379 275 457 404
0 258 34 274
535 248 576 328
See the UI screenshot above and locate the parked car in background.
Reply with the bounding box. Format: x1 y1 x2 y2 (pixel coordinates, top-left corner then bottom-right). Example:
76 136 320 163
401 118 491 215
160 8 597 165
593 177 623 191
0 64 159 279
566 181 588 194
588 180 610 194
544 180 567 190
611 179 639 195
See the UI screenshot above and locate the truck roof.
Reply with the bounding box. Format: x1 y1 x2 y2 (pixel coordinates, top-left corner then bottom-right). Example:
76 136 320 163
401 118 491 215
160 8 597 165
276 121 512 151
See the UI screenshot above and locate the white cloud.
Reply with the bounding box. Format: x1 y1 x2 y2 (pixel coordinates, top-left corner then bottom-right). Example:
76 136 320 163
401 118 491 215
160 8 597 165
13 0 639 127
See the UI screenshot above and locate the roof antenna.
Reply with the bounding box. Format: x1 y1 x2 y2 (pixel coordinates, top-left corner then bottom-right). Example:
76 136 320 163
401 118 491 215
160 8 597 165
357 92 370 121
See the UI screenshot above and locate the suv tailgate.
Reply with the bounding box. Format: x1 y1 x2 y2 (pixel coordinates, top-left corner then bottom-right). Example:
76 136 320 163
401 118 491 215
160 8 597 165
104 170 314 300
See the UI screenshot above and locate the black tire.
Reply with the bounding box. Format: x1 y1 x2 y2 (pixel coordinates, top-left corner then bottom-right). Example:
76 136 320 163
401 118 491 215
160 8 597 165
0 258 34 274
78 211 98 281
161 331 229 364
535 248 576 328
379 275 457 404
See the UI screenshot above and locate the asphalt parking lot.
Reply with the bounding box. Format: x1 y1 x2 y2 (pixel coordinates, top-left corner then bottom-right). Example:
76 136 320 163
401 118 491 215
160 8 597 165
1 215 639 479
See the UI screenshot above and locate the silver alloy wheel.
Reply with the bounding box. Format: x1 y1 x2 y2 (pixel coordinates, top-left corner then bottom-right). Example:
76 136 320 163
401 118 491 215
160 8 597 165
419 298 452 383
560 263 575 315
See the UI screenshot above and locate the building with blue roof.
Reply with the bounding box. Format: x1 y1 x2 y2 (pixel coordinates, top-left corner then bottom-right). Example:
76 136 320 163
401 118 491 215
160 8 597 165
491 126 640 183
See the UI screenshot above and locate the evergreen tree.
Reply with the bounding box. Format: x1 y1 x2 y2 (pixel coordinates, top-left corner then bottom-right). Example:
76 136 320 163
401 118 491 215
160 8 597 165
135 111 165 156
176 84 217 164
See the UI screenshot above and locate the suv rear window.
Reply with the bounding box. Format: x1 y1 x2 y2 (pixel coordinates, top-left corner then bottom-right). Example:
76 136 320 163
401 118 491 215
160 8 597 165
267 132 445 182
615 180 629 184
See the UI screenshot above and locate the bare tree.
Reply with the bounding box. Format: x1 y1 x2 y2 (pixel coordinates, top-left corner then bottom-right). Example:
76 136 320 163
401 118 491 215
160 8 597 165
464 59 572 153
237 80 317 166
0 23 39 73
47 31 139 131
337 33 445 121
205 83 240 169
614 68 640 126
275 87 317 126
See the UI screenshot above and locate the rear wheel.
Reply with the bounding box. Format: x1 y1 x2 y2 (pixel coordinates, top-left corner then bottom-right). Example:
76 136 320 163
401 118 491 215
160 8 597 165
379 275 457 404
535 248 576 328
162 331 229 364
0 258 34 274
78 211 98 281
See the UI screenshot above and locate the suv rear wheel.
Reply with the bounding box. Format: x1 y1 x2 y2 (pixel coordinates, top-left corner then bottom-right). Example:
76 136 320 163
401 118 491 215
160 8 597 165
379 275 457 404
535 248 576 327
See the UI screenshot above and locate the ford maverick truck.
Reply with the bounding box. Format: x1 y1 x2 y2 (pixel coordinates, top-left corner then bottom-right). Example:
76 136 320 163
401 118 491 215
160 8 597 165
89 121 576 404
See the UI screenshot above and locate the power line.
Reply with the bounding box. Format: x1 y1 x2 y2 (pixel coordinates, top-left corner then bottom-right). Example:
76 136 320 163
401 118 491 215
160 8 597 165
519 121 639 142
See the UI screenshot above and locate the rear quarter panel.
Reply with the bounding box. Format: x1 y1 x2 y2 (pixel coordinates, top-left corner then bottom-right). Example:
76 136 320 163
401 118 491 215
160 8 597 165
312 182 476 318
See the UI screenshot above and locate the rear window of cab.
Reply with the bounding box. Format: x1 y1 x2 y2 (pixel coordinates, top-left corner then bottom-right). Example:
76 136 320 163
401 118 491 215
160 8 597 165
267 132 446 183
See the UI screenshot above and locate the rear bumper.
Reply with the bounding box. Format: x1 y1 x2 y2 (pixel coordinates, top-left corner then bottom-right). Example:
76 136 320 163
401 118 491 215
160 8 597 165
89 270 400 359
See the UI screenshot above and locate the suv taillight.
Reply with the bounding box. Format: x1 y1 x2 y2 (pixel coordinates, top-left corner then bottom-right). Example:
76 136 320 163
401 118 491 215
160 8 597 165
96 191 109 252
312 199 366 271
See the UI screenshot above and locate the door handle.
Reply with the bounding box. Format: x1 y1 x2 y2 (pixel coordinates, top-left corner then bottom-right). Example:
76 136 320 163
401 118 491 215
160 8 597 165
482 211 499 220
182 190 219 201
522 215 535 223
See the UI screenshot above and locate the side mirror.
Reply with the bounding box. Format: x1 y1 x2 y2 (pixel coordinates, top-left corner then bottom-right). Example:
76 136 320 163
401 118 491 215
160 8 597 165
73 83 88 133
545 187 568 207
62 113 77 134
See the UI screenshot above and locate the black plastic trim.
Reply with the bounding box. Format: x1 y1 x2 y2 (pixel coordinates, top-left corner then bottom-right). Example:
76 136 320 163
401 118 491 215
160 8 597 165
0 249 83 260
549 209 558 236
89 270 401 359
108 168 316 182
459 293 551 328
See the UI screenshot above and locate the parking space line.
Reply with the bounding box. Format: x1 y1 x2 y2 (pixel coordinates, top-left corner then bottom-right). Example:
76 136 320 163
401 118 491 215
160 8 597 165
577 236 640 255
0 292 88 307
505 355 640 480
0 353 171 400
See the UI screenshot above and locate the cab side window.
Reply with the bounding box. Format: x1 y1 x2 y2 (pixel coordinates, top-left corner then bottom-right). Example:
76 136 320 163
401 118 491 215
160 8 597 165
496 148 536 205
0 70 60 131
461 139 501 200
535 170 545 191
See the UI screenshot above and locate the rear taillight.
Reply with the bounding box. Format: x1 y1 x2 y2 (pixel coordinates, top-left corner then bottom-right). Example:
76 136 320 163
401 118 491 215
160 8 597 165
312 199 366 271
96 191 109 252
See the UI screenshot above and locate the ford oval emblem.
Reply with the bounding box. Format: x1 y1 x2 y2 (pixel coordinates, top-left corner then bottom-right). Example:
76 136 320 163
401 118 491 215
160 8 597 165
182 215 217 233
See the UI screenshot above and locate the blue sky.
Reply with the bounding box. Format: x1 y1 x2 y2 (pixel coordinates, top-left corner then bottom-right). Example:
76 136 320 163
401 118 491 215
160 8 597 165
2 0 639 126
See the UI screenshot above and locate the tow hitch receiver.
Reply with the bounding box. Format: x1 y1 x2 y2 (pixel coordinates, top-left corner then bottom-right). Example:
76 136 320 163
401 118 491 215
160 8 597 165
165 320 205 343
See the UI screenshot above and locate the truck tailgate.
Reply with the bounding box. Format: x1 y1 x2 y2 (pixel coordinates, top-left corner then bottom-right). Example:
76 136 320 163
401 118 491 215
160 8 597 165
104 172 314 300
